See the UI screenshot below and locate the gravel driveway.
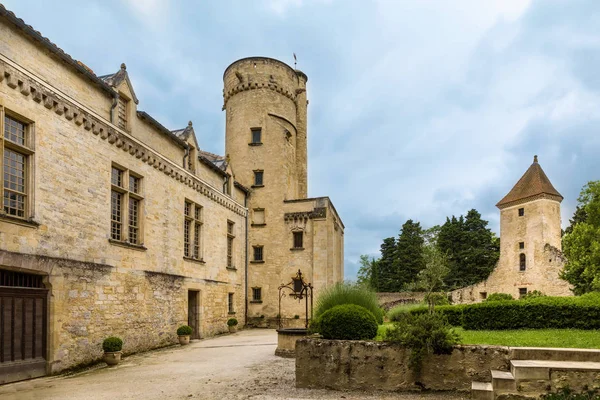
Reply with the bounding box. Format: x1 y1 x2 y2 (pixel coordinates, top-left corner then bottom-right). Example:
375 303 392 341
0 329 467 400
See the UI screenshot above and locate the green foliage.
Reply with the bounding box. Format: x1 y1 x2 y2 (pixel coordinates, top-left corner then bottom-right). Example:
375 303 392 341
462 296 600 330
438 210 500 289
562 181 600 295
387 303 427 322
393 220 426 290
102 336 123 353
314 282 384 324
356 254 380 290
484 293 514 302
522 290 546 299
319 304 378 340
377 237 398 292
383 312 461 374
227 318 238 326
409 245 449 312
389 304 465 327
542 387 600 400
176 325 193 336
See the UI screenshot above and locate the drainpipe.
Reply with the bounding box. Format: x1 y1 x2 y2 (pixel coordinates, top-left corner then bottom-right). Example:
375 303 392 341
244 190 249 327
109 92 118 124
183 143 190 169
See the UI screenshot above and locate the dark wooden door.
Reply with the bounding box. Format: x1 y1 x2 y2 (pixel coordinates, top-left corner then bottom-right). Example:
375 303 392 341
187 291 200 339
0 270 48 384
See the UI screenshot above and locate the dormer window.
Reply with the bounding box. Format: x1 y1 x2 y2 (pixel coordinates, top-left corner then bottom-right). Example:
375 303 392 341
117 95 129 130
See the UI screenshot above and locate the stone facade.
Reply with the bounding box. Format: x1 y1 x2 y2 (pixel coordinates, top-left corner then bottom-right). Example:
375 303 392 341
0 6 344 379
223 57 344 321
452 157 572 303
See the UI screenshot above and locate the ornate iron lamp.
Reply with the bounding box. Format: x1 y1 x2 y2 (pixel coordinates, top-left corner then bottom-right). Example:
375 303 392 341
278 269 313 329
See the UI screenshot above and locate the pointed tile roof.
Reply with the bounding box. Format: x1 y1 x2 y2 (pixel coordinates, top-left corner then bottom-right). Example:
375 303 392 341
496 155 563 209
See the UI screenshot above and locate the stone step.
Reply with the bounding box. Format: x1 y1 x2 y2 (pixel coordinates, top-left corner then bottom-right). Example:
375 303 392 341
491 369 517 391
471 381 493 400
496 391 546 400
511 360 600 381
510 347 600 363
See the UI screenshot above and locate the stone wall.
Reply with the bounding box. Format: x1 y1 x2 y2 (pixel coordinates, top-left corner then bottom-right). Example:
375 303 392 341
377 292 425 310
296 339 510 392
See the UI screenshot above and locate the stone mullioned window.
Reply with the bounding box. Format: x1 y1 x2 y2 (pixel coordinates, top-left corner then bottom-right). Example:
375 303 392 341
110 165 144 246
1 111 34 220
227 221 235 269
184 200 203 261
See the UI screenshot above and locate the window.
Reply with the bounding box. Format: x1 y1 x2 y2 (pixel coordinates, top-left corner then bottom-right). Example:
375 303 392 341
519 253 526 271
519 242 525 249
250 128 262 144
480 292 487 300
1 113 33 219
184 201 203 260
252 287 262 302
253 170 264 186
227 221 235 268
252 208 265 226
110 165 143 244
228 292 234 313
518 208 525 216
293 231 304 249
117 96 128 130
253 246 263 262
519 288 527 298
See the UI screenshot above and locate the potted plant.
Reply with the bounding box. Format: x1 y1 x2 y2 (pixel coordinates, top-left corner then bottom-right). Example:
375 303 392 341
102 336 123 366
227 318 238 333
177 325 193 345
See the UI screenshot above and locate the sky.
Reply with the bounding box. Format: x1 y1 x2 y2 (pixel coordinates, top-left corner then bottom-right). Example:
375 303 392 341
4 0 600 280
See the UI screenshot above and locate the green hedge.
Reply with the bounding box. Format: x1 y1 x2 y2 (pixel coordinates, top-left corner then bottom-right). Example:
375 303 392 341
462 296 600 330
389 305 465 327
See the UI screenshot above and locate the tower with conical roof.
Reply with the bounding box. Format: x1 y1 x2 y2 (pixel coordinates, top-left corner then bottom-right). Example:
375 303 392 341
451 155 572 303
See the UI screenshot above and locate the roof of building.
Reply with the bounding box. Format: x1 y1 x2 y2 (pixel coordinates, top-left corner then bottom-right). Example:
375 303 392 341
99 63 139 104
496 155 563 208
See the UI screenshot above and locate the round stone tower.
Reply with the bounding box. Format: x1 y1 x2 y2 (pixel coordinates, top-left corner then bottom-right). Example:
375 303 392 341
223 57 308 200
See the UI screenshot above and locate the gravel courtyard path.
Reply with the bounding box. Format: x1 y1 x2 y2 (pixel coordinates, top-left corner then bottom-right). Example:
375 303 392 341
0 329 467 400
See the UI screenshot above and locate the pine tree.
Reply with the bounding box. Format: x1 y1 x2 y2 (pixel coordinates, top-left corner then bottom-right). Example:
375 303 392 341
394 220 425 290
377 237 397 292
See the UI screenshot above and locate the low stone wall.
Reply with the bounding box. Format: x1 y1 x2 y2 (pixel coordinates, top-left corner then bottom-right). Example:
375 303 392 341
377 292 425 311
296 339 510 392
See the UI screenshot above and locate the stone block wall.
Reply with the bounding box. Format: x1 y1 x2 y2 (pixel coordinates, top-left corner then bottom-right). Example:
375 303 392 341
296 339 510 392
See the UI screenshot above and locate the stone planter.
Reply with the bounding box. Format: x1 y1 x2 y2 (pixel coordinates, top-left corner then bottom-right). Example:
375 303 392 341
178 335 190 345
228 325 237 333
103 351 122 366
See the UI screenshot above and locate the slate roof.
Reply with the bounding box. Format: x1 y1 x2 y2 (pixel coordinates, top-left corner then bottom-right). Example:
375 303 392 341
99 63 139 104
496 155 563 208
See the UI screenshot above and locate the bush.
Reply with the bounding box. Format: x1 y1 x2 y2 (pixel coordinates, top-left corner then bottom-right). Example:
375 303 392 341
425 292 450 306
383 312 461 374
387 303 426 322
522 290 546 300
227 318 238 327
177 325 193 336
389 304 465 327
314 282 384 324
463 296 600 330
542 387 600 400
319 304 378 340
102 336 123 353
484 293 514 302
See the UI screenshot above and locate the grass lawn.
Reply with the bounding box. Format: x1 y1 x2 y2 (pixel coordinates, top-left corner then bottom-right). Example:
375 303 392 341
376 324 600 348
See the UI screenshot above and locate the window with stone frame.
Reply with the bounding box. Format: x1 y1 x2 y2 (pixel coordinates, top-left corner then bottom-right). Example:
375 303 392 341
117 95 129 130
253 246 264 262
252 208 265 226
293 231 304 249
110 165 143 244
519 242 525 249
250 128 262 144
184 200 203 260
519 288 527 298
1 112 34 220
518 207 525 216
519 253 526 271
228 292 235 313
253 170 264 186
252 287 262 302
227 221 235 268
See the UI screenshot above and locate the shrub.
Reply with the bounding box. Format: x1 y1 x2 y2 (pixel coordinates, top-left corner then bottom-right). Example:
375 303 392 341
102 336 123 353
542 387 600 400
522 290 546 300
463 296 600 330
314 282 384 324
227 318 238 327
387 303 426 322
425 292 450 306
177 325 193 336
319 304 378 340
389 304 465 327
484 293 514 302
383 312 461 374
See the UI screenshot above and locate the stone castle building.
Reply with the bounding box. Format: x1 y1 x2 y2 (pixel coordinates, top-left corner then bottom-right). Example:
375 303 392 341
0 5 343 383
451 156 572 303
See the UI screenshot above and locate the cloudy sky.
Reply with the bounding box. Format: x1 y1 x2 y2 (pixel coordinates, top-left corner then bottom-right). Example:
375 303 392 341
5 0 600 279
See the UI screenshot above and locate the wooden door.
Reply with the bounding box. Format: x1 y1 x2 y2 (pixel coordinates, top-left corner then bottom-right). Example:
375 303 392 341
187 291 200 339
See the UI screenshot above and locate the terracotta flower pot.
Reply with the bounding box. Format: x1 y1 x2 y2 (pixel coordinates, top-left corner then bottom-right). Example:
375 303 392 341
178 335 190 345
103 351 122 366
228 325 237 333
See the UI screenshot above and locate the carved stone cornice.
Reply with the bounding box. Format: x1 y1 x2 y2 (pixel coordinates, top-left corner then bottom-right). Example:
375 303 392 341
222 80 297 109
284 207 327 222
0 58 247 217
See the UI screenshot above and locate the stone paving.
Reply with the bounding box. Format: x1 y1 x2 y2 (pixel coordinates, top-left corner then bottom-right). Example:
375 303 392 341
0 329 467 400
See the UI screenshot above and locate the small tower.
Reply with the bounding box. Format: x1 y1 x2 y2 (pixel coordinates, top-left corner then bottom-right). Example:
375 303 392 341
495 155 570 297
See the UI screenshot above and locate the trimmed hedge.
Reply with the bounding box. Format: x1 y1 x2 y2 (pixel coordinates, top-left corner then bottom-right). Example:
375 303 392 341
319 304 378 340
389 305 466 327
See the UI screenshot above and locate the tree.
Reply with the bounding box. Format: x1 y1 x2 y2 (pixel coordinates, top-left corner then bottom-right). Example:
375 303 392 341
356 254 380 290
437 210 499 289
562 181 600 294
422 225 441 247
410 245 449 313
377 237 397 292
394 220 425 290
